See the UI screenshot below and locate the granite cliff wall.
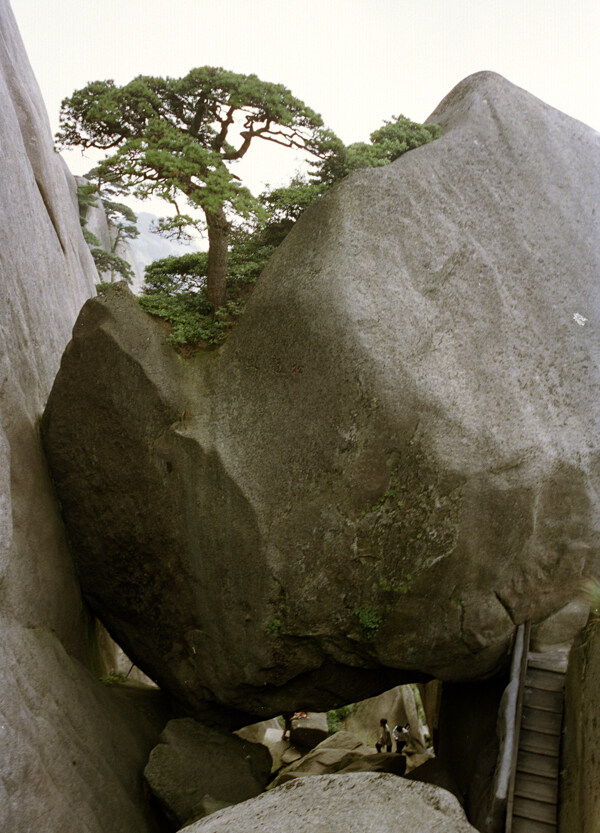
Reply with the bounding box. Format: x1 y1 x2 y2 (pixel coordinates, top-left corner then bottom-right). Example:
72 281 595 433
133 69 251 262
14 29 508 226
560 616 600 833
0 2 165 829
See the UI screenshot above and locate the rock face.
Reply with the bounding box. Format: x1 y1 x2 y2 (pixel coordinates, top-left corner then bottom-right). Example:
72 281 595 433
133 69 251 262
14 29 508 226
560 616 600 832
406 758 463 804
289 712 329 748
435 678 506 827
268 731 407 788
343 684 429 753
181 773 478 833
42 71 600 719
144 718 272 826
0 2 166 829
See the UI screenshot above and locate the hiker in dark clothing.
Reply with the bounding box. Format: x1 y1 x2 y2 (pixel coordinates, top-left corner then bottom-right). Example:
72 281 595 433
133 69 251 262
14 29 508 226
376 718 392 753
281 712 293 742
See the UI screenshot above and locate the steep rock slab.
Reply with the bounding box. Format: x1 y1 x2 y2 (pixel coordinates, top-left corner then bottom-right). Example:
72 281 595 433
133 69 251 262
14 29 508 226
268 731 408 788
0 0 95 641
180 773 478 833
560 616 600 833
0 2 166 830
0 619 168 832
43 72 600 717
343 684 429 753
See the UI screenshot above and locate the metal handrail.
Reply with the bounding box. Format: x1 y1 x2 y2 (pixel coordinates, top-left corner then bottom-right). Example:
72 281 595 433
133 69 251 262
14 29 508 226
505 620 532 833
485 621 531 833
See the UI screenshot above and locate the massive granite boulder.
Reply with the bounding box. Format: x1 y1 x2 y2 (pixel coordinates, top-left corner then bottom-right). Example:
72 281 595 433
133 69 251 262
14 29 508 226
0 1 166 829
42 71 600 720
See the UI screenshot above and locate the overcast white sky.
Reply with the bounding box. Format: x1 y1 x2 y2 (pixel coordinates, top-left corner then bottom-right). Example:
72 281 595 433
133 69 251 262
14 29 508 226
10 0 600 203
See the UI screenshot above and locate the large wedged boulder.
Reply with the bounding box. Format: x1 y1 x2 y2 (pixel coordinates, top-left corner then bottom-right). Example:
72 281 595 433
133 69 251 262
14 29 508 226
42 71 600 719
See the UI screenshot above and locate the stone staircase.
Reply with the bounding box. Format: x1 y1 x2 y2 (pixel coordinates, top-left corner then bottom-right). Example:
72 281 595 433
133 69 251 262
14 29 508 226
506 650 567 833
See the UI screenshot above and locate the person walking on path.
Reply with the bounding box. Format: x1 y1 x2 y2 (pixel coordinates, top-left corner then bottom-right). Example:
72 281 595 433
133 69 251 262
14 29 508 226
393 723 410 754
376 718 392 753
281 712 293 742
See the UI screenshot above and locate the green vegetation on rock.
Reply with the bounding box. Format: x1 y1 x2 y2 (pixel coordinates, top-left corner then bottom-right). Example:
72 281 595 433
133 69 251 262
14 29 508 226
327 704 354 733
60 68 334 310
62 68 440 349
354 605 384 640
264 618 283 636
583 578 600 618
138 235 262 347
76 182 138 287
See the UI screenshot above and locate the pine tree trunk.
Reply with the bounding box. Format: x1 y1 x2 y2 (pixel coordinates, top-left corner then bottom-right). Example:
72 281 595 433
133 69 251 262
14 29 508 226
205 207 229 311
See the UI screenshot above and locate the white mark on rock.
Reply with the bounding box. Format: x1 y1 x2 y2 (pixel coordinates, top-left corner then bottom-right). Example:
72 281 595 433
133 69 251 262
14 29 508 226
573 313 588 326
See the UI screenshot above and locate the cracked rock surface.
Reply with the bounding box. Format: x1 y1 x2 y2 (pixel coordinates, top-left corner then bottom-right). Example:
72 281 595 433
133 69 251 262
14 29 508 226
43 71 600 720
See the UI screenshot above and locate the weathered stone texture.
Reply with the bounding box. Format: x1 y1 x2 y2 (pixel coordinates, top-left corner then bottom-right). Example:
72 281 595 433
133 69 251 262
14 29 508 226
560 617 600 833
180 772 478 833
0 2 165 829
144 718 272 827
0 0 95 641
0 621 167 831
42 72 600 719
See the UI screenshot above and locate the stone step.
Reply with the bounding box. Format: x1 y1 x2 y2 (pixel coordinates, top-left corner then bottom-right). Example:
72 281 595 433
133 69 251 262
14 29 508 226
522 706 563 736
519 729 561 757
507 648 565 833
512 815 556 833
513 771 558 805
522 687 563 714
527 651 568 674
525 667 565 693
517 749 559 779
513 795 557 825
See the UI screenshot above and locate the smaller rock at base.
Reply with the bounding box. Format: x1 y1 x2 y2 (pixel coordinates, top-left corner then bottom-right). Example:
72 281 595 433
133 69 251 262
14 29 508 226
405 757 463 804
289 712 328 749
144 718 272 827
342 751 408 776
